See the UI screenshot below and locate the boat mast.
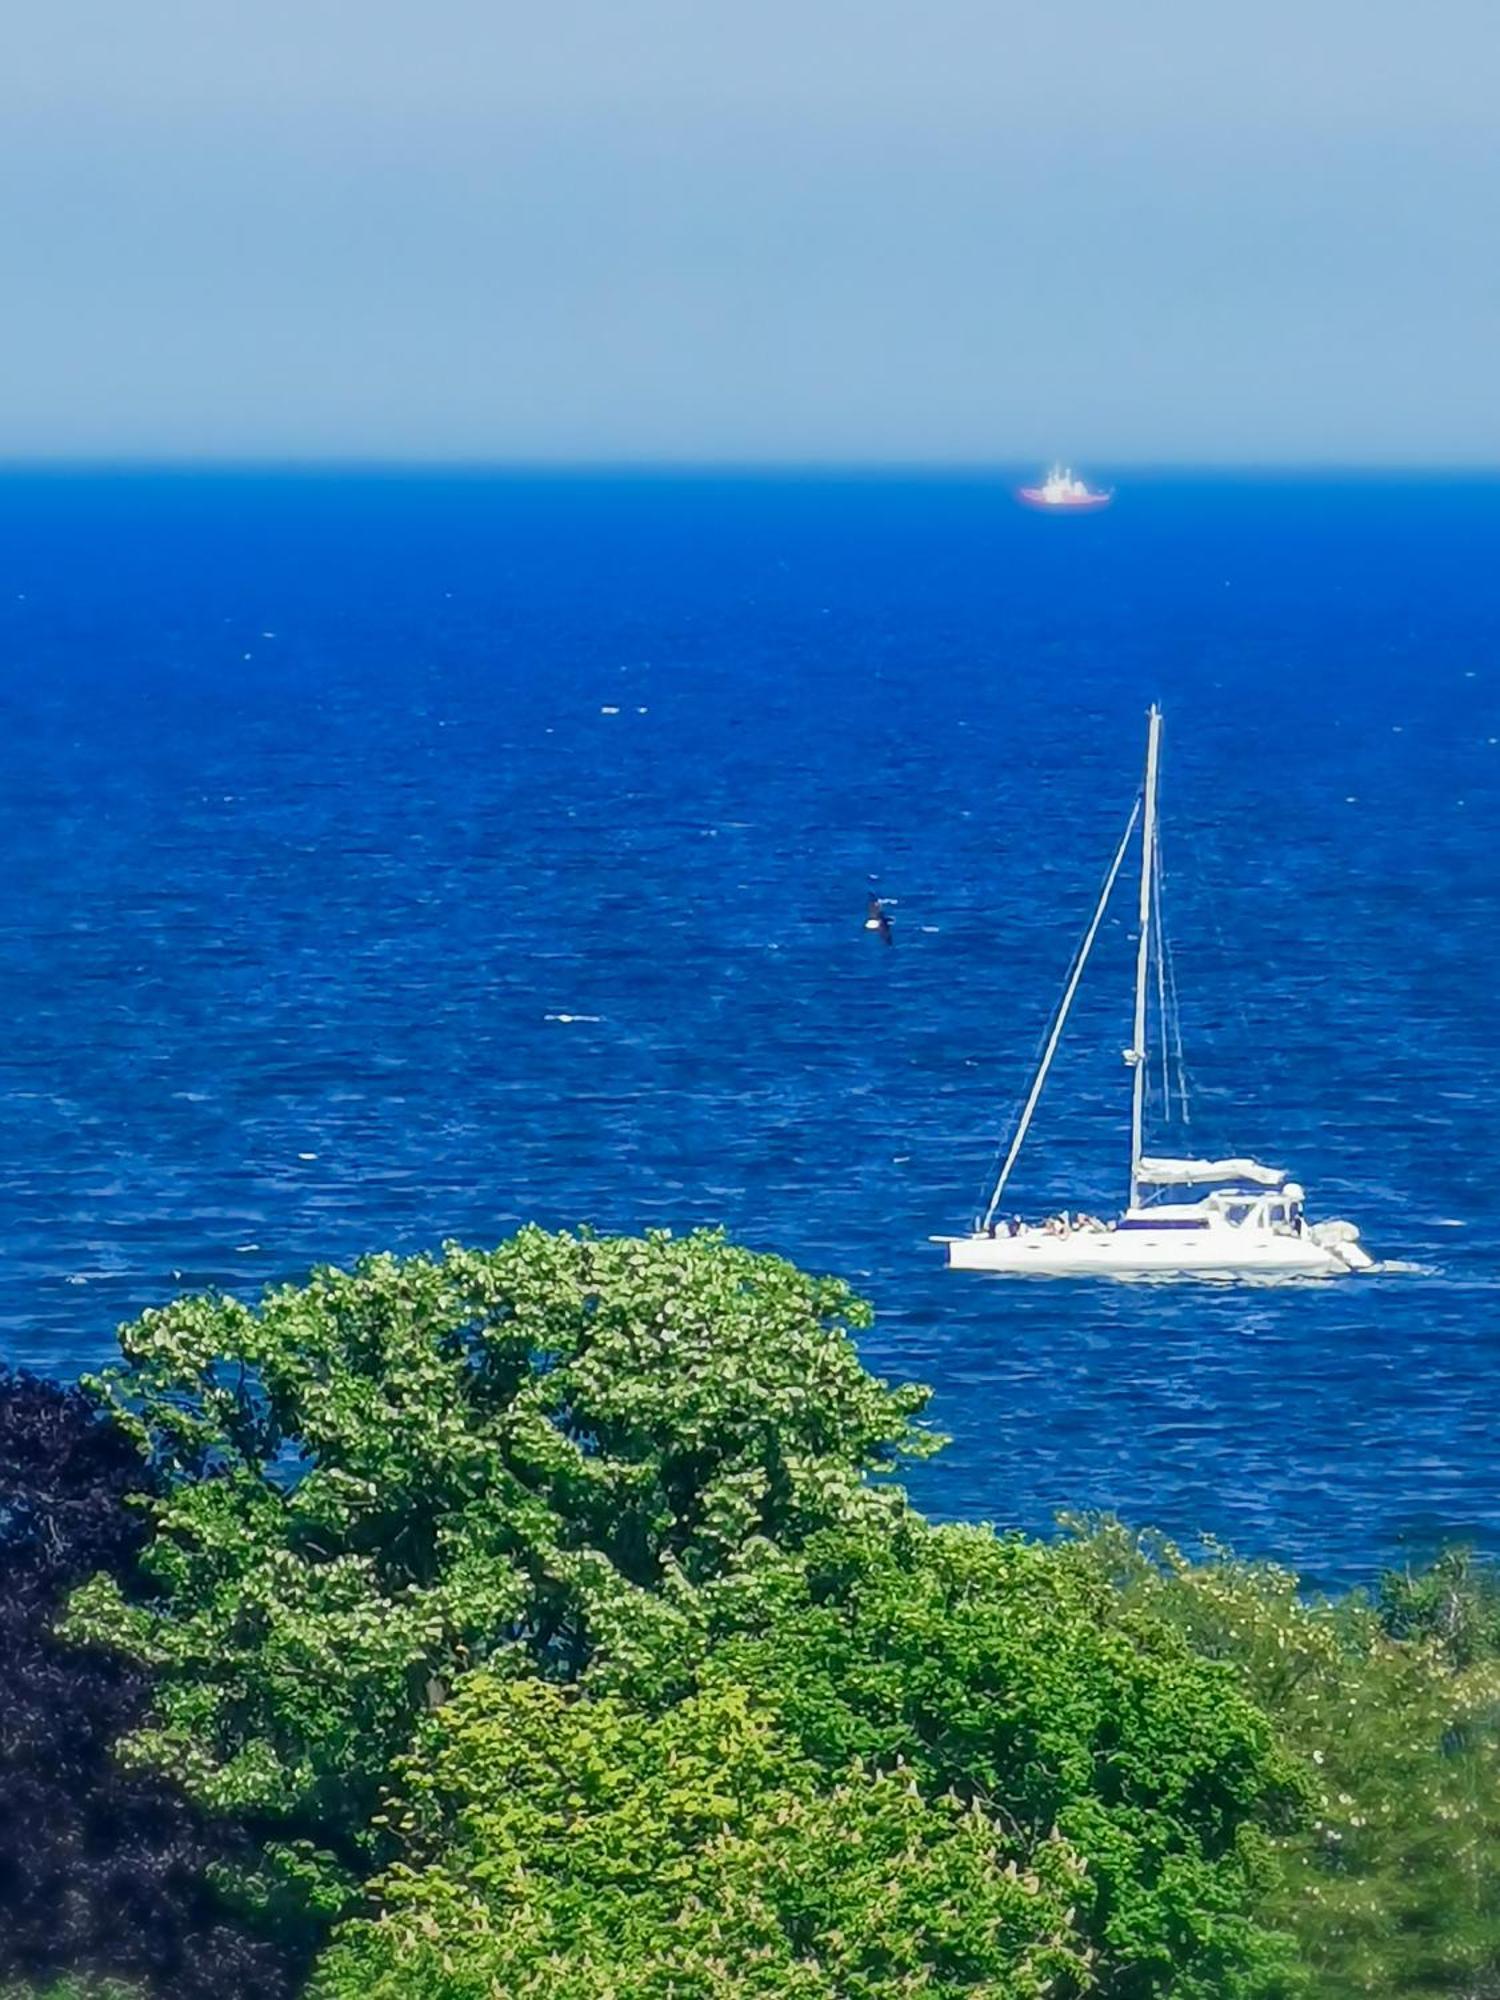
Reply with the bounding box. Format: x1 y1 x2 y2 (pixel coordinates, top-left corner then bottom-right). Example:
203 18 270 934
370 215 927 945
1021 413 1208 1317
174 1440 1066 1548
1128 705 1162 1209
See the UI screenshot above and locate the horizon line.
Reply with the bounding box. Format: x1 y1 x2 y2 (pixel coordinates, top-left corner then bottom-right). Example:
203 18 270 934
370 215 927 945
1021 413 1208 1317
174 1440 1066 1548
1 456 1500 479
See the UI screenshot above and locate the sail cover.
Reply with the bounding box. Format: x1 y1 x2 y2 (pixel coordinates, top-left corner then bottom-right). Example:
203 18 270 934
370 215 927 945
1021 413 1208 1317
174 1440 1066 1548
1137 1156 1286 1188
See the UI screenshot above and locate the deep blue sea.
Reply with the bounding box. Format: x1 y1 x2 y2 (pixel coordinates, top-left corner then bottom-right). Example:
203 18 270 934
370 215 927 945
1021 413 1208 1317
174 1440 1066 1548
2 470 1497 1585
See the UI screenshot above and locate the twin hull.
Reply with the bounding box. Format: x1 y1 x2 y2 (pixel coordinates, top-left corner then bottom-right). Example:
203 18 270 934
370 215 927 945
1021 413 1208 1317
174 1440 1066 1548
943 1224 1371 1278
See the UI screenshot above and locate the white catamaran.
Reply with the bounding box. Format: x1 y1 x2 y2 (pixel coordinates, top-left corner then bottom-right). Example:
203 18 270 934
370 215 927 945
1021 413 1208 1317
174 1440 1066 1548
937 706 1374 1278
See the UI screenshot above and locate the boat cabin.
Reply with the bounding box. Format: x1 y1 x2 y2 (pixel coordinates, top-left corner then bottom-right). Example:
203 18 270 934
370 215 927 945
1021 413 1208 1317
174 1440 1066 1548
1121 1181 1307 1234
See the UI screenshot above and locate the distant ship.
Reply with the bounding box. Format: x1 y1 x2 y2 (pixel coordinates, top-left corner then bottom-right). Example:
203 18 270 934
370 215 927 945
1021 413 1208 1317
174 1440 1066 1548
1018 464 1113 511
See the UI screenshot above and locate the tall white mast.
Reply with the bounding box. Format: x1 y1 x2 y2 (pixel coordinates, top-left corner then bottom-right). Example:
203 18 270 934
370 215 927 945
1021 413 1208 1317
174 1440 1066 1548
1128 705 1162 1209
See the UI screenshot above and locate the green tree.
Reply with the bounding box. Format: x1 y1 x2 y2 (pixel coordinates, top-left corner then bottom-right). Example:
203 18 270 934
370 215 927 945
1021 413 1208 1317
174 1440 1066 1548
309 1675 1091 2000
67 1231 932 1905
596 1519 1305 1998
1064 1520 1500 1998
69 1232 1306 1993
310 1521 1305 1998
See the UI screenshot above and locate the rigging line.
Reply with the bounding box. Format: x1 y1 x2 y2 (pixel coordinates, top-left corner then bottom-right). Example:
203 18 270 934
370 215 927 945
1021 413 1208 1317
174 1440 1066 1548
978 942 1084 1222
1155 833 1192 1126
980 794 1142 1230
1153 837 1170 1124
973 940 1105 1230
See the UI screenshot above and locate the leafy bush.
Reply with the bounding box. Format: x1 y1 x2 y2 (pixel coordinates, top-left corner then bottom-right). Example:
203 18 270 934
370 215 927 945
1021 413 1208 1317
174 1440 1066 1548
309 1676 1091 2000
600 1518 1307 1997
310 1517 1306 1997
1378 1546 1500 1669
1064 1519 1500 1998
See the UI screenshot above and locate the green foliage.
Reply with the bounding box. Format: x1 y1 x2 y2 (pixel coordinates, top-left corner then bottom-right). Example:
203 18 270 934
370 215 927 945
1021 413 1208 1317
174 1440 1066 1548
65 1231 1313 1995
1378 1546 1500 1670
67 1232 932 1888
310 1520 1306 1998
1064 1520 1500 1998
309 1675 1090 2000
597 1519 1305 1998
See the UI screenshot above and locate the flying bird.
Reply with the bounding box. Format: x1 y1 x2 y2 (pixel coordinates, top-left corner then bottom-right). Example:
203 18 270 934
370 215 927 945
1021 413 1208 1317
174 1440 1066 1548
865 894 894 946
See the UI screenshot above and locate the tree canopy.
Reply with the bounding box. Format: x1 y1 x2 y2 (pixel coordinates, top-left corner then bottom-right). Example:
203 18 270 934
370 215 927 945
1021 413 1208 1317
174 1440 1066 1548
0 1367 299 2000
67 1231 933 1895
1064 1520 1500 1999
309 1675 1091 2000
66 1232 1315 1995
55 1228 1500 1995
602 1518 1307 1998
307 1517 1308 1999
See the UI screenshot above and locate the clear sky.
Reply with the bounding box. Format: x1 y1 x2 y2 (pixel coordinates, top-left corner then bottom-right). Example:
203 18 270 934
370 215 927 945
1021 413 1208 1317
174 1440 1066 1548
4 0 1498 463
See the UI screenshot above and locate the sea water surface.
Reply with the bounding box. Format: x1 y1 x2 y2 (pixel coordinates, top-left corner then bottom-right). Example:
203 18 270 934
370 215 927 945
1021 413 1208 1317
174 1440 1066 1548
1 470 1497 1584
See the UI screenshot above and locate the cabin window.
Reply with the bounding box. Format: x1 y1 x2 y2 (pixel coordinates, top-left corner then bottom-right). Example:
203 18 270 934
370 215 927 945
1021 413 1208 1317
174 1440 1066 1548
1225 1202 1253 1225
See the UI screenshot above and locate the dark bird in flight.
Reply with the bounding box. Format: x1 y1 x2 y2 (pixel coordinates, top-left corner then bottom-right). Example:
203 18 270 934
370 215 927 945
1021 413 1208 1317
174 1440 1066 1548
865 894 894 946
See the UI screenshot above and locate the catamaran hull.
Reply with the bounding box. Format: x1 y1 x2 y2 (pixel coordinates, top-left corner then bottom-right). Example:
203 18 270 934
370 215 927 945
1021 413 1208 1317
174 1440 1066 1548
939 1228 1373 1278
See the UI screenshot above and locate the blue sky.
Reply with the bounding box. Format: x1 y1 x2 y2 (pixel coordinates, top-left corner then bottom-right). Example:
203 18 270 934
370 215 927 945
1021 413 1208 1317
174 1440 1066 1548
4 0 1497 462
